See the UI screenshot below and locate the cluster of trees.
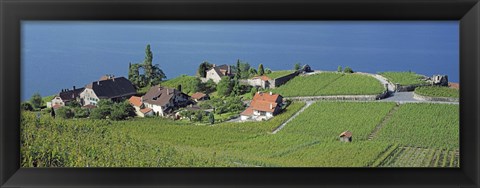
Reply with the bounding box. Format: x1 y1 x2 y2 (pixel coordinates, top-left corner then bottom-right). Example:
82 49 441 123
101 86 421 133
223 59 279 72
21 92 44 111
337 66 354 73
198 97 245 115
128 44 167 88
46 100 134 121
179 110 215 124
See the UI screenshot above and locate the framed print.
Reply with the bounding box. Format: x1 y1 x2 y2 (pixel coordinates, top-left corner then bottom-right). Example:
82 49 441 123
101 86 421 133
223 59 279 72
1 0 479 187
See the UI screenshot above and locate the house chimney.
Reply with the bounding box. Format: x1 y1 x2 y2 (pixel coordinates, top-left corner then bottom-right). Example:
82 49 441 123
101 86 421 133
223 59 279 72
269 92 272 95
227 65 231 75
270 103 273 109
212 64 216 67
97 81 100 85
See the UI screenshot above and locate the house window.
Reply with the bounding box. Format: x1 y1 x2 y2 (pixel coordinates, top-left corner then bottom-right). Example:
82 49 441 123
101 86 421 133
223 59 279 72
260 111 266 116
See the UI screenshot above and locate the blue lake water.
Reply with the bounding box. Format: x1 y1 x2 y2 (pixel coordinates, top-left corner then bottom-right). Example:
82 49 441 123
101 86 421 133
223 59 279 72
21 21 459 101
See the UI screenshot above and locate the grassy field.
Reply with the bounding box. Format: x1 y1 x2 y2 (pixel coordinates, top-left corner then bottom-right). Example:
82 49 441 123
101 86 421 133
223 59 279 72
271 72 384 97
374 103 459 149
21 101 459 167
415 86 459 98
380 72 427 86
160 75 201 95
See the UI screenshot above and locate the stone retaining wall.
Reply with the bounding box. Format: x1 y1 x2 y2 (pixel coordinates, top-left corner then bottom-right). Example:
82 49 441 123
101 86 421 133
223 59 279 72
413 93 459 102
395 84 430 92
271 71 300 88
286 95 379 101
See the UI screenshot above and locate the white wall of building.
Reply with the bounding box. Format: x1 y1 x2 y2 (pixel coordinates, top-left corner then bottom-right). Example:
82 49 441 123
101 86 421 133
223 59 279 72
80 88 99 106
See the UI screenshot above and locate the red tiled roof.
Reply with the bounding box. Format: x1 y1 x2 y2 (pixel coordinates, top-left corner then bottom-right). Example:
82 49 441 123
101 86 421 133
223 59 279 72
252 75 271 81
191 92 207 100
250 100 277 112
339 131 352 138
240 107 254 116
140 108 152 114
253 92 281 103
449 82 460 89
129 96 143 107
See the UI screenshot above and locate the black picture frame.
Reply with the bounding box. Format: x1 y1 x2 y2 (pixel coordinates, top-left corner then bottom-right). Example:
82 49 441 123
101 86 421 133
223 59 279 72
1 0 479 187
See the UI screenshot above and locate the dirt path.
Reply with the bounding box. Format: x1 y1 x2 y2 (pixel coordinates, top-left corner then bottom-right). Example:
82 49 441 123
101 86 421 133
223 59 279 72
271 101 314 134
368 104 400 140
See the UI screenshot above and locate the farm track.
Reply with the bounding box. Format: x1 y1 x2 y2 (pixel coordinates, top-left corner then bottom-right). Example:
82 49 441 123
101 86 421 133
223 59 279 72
271 101 313 134
367 104 400 141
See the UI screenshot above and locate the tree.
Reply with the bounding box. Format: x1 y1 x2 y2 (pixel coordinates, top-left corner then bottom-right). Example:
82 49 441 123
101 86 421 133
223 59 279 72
30 93 43 110
56 107 74 119
235 59 241 80
90 99 113 119
67 100 81 108
201 79 217 94
248 67 257 77
90 107 109 119
231 79 241 97
74 107 89 118
238 61 251 79
294 63 301 71
250 87 258 98
217 77 233 97
337 66 343 72
21 102 33 111
265 68 272 74
344 66 353 73
258 64 265 75
197 61 212 78
208 113 215 124
150 64 167 86
143 44 153 81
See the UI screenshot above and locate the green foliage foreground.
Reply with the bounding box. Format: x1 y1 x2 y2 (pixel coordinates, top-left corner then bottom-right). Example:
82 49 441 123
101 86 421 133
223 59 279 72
21 101 458 167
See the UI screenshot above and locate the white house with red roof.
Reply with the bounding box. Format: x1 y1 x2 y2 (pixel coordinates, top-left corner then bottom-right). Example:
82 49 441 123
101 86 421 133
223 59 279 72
240 92 284 121
128 96 154 117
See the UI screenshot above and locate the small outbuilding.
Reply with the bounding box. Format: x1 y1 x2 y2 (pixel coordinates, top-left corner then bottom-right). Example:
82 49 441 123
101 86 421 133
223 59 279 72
339 131 352 142
191 92 210 102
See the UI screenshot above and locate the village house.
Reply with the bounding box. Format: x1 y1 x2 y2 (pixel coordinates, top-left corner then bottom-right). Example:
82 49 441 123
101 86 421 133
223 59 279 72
80 76 137 106
142 86 192 117
203 64 234 83
191 92 210 102
240 92 284 121
47 86 85 108
128 96 154 117
246 75 271 89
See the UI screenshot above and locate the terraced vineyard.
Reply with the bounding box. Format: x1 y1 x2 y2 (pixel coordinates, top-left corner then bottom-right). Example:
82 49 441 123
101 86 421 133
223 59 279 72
374 103 459 149
271 72 384 97
377 147 459 167
415 86 459 98
380 71 427 86
21 100 459 167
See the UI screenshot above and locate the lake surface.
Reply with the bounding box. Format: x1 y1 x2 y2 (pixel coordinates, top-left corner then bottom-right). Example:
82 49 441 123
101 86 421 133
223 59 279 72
21 21 459 101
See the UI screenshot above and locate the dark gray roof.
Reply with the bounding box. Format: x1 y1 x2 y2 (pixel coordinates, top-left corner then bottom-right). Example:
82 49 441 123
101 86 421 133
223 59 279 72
58 87 85 102
143 86 189 107
86 77 136 99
